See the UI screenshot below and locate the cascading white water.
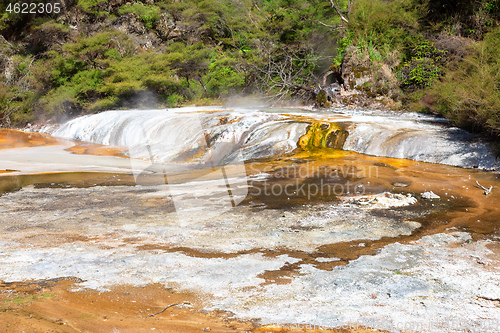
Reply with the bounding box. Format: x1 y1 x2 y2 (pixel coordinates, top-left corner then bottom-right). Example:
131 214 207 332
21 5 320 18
51 107 308 165
341 116 500 169
49 106 500 170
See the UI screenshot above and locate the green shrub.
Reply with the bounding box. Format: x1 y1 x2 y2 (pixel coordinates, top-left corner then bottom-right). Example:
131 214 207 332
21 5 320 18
349 0 423 52
71 70 105 100
49 54 87 86
76 0 108 12
62 31 134 69
88 95 119 111
118 3 161 29
163 93 184 107
332 33 353 67
428 27 500 136
44 85 77 114
0 55 42 126
204 57 245 96
400 41 447 89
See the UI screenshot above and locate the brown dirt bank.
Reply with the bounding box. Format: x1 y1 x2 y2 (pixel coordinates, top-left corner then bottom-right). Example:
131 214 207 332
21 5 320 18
0 279 388 333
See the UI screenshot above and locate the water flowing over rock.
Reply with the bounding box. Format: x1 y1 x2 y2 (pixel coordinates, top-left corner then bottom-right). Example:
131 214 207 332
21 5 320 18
49 107 500 170
50 107 307 166
341 112 500 169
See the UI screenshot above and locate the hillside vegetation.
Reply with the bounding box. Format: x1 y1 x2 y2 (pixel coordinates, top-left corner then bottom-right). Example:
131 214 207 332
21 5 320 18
0 0 499 139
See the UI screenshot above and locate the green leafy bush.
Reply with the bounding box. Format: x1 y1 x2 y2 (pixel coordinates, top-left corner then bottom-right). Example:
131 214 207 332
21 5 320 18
76 0 109 12
401 41 447 89
118 3 161 29
332 33 353 67
204 57 245 96
349 0 422 53
428 27 500 136
62 31 134 69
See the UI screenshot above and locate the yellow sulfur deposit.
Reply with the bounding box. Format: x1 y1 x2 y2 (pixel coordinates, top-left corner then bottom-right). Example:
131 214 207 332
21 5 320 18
298 122 349 151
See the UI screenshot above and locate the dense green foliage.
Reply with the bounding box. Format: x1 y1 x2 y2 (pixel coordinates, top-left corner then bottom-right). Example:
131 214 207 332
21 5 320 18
401 40 447 89
0 0 345 125
0 0 499 140
429 28 500 136
332 0 500 138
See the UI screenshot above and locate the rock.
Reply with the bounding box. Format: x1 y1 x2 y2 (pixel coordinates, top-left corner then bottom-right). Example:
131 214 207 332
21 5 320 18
314 90 330 108
422 191 440 199
112 14 147 35
341 192 417 209
337 46 401 109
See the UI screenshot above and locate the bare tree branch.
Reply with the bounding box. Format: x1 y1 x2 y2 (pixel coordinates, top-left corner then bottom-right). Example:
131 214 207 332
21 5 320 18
312 19 345 30
147 303 179 317
246 43 320 103
329 0 349 24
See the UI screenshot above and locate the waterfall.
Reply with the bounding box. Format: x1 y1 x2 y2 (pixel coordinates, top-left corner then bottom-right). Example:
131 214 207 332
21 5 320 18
49 107 500 170
51 107 308 165
341 116 499 169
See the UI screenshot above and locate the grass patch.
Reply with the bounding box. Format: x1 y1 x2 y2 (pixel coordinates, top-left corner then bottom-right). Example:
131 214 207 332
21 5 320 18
3 293 55 306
